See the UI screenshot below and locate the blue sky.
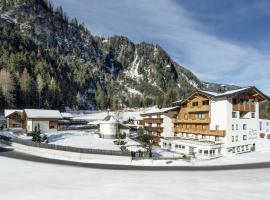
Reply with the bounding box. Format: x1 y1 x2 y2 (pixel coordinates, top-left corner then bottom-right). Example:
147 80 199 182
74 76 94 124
52 0 270 94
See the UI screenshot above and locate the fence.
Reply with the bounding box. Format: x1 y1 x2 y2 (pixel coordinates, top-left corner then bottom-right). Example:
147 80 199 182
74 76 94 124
0 134 130 157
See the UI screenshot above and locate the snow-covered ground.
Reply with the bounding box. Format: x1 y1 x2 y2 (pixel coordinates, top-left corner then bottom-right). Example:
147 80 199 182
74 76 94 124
2 128 270 166
47 130 143 151
72 108 155 122
0 156 270 200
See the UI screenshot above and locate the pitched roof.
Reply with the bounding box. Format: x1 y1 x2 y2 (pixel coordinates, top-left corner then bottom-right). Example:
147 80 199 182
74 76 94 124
140 106 179 116
24 109 63 119
4 109 23 117
198 86 269 101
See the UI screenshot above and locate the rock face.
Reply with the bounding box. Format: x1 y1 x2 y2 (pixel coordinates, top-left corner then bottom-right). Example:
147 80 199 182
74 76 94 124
0 0 238 110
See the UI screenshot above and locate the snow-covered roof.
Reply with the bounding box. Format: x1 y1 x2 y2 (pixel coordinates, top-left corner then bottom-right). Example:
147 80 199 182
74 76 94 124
140 106 179 116
4 109 23 117
199 87 251 97
100 114 118 124
24 109 63 119
61 112 73 118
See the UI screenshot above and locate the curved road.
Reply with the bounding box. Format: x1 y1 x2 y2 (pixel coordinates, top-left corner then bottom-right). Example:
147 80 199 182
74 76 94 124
1 146 270 171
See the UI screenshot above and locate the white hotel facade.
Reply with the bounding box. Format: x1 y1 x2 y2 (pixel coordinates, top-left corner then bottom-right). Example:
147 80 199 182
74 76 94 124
141 87 269 159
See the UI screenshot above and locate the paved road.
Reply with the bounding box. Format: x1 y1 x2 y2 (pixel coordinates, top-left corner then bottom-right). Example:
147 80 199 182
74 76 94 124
2 146 270 171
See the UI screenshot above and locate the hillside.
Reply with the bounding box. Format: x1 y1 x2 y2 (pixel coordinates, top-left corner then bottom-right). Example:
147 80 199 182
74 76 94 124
0 0 269 118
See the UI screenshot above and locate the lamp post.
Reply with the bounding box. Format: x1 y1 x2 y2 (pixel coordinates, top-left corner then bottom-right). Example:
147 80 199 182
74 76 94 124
149 138 153 158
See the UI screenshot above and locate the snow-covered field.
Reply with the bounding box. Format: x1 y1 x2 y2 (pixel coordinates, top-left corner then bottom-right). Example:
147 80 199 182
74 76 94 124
0 156 270 200
46 130 143 151
72 108 155 122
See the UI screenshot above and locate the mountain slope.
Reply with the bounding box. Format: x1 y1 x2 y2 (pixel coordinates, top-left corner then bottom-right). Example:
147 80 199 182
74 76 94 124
2 0 266 115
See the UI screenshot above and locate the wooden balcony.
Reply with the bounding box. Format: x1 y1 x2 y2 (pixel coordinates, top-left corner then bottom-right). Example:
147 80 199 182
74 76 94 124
187 105 210 113
172 127 226 137
144 126 163 133
233 103 255 112
172 118 210 124
143 118 163 124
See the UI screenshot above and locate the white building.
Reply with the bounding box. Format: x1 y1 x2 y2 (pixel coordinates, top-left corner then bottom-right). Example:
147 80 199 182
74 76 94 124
259 119 270 138
158 87 269 159
23 109 63 134
99 114 130 139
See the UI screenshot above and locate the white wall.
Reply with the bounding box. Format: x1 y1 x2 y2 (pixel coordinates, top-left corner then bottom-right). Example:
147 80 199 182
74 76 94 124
210 99 229 131
225 100 259 153
259 119 270 135
27 120 57 133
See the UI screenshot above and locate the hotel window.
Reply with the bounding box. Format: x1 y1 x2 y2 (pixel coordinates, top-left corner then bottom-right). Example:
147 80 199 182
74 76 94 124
243 124 247 130
182 146 185 149
199 150 202 154
232 98 237 105
243 135 247 141
157 123 161 127
215 125 219 130
232 136 234 142
192 102 198 107
236 136 238 142
232 112 237 118
202 100 209 105
237 146 240 152
251 113 255 118
236 124 238 130
204 150 208 155
232 124 234 130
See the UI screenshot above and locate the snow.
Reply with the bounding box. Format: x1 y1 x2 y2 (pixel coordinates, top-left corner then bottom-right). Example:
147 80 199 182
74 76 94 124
127 87 143 96
74 110 144 122
199 87 251 97
4 109 23 117
46 130 141 151
1 156 270 200
24 109 63 119
125 49 142 80
46 130 120 151
141 106 179 115
0 13 17 24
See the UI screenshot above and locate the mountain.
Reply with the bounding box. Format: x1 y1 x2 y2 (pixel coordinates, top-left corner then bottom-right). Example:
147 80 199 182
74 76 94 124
0 0 269 118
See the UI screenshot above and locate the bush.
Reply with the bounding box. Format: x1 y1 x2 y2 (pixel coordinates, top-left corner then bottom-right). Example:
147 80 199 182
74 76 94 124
260 133 265 138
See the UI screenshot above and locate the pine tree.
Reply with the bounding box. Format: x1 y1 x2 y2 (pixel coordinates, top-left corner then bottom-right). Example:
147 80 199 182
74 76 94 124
0 69 15 107
20 68 33 106
36 74 44 108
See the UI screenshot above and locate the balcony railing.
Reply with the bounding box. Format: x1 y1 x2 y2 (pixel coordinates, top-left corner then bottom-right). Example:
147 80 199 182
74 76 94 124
233 103 255 112
143 118 163 124
172 118 210 124
172 127 226 137
144 126 163 133
187 105 210 112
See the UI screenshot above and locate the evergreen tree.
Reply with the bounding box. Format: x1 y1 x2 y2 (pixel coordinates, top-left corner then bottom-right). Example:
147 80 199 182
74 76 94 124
0 69 15 107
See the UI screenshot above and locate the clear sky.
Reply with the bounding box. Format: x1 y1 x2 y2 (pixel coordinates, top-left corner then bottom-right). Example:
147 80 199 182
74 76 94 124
52 0 270 94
